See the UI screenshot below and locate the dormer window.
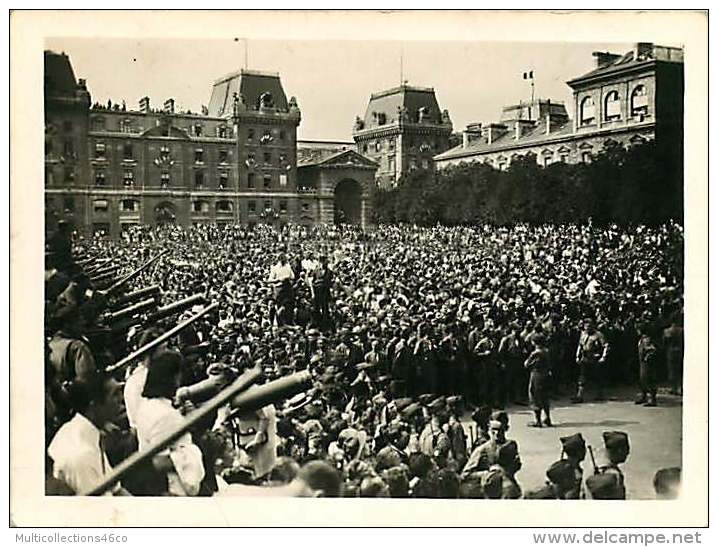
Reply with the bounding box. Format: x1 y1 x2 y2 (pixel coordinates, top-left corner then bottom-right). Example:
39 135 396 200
194 124 203 137
91 117 106 132
631 85 648 117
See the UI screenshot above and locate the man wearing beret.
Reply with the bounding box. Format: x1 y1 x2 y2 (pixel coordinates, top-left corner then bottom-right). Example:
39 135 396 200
484 440 522 499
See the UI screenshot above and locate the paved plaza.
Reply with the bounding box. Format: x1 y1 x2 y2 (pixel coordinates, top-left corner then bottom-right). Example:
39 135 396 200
462 389 683 499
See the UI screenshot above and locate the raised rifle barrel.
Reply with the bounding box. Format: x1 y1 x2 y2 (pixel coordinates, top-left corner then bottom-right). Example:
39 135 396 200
90 267 121 283
111 285 161 309
145 293 206 323
230 370 313 414
107 297 158 323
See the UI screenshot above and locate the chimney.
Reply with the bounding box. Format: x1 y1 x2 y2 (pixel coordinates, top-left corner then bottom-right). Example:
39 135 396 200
483 123 508 145
592 51 621 68
634 42 654 60
139 96 151 114
462 123 482 148
163 98 175 114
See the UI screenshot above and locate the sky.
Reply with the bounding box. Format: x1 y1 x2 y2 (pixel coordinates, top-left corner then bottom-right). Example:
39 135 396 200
46 37 635 142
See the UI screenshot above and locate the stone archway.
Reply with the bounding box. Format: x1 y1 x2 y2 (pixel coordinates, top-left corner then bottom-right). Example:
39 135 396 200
154 201 177 226
334 179 363 225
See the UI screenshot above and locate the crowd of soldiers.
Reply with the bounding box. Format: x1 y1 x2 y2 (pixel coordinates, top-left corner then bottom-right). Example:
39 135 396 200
44 219 684 499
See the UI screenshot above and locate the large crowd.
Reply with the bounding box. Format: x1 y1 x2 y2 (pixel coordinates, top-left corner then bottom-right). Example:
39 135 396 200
44 220 684 499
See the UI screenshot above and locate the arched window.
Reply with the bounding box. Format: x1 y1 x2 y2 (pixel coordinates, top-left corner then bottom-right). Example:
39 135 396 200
604 90 621 121
631 85 648 117
580 96 595 126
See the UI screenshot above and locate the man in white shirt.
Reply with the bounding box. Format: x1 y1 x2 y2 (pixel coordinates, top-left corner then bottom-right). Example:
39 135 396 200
47 375 128 495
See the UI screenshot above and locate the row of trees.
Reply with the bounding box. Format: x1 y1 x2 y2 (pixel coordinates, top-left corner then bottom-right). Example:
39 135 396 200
373 140 683 226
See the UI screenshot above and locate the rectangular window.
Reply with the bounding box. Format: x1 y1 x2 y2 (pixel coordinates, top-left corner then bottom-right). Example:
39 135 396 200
195 171 205 188
247 128 255 142
63 196 74 212
63 140 74 158
388 140 395 151
279 130 286 141
248 201 256 214
263 151 272 164
120 119 133 133
606 100 621 120
195 149 204 163
123 170 134 187
219 150 228 164
279 174 288 187
93 199 109 213
263 200 271 212
160 146 170 161
95 142 106 158
123 143 133 160
247 173 256 189
279 200 288 213
217 201 233 212
263 174 272 189
121 199 137 212
64 167 74 182
92 118 105 132
219 172 229 189
388 156 395 171
161 171 170 187
194 125 203 137
218 126 227 138
94 171 106 186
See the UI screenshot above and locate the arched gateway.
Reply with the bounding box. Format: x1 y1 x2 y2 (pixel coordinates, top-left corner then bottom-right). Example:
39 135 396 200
334 179 363 225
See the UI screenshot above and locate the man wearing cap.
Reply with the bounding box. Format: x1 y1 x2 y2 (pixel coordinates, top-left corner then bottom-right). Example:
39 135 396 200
635 324 658 407
524 460 577 499
560 433 587 499
663 316 684 396
572 318 609 403
485 440 522 499
588 431 630 499
524 333 553 427
461 411 510 478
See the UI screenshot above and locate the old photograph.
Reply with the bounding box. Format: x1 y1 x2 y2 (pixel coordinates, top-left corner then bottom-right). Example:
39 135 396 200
10 9 709 528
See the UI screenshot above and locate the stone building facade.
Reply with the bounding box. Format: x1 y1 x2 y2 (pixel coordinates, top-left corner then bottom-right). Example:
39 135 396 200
44 51 376 238
434 43 684 169
352 84 453 188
